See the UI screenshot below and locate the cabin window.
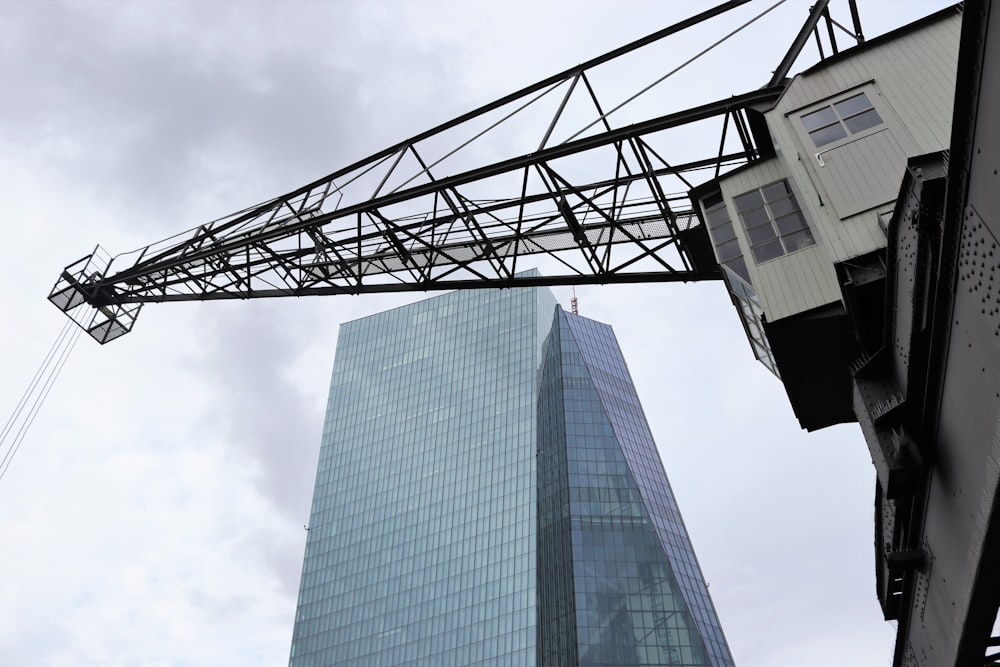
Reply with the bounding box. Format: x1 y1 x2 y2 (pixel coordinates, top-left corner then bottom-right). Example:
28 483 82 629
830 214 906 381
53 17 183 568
801 92 883 148
792 84 916 218
703 200 751 284
699 195 778 377
733 180 815 264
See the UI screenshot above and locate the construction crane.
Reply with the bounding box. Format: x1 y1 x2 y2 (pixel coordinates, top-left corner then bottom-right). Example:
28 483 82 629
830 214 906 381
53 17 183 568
46 0 859 344
36 1 1000 666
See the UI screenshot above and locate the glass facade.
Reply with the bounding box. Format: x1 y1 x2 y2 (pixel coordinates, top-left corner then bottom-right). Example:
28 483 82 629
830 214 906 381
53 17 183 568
289 281 734 667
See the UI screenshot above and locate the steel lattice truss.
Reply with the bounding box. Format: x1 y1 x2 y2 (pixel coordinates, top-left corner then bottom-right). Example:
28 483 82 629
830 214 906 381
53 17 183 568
49 0 859 343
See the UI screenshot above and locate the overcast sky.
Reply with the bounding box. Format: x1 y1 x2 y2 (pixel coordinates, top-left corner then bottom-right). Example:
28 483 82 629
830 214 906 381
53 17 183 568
0 1 956 666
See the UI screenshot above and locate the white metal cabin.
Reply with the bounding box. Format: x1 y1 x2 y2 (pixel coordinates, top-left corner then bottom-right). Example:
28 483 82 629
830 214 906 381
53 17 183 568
691 6 962 431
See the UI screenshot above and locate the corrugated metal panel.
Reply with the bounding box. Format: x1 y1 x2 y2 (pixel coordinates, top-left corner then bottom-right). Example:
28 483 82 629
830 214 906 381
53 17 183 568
754 247 842 321
717 160 842 322
759 10 960 266
875 12 962 150
786 82 918 222
767 121 888 263
777 12 960 149
817 127 914 218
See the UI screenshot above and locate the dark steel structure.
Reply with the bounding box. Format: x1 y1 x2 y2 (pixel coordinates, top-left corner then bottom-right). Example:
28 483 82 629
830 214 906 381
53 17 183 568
47 1 998 665
48 0 854 344
863 3 999 664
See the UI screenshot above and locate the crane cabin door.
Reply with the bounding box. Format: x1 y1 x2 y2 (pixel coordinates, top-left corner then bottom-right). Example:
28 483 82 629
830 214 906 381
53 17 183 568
790 84 917 219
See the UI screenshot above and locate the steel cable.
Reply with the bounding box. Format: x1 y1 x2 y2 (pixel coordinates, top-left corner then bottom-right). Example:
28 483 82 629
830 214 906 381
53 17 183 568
0 321 82 481
0 319 73 445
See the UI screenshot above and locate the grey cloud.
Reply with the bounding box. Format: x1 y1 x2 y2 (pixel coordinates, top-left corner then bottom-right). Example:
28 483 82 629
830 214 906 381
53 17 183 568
1 1 463 238
180 301 326 594
189 303 323 518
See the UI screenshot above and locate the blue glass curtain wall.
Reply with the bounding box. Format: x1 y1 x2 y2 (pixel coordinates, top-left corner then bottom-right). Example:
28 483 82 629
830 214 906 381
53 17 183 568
288 285 733 667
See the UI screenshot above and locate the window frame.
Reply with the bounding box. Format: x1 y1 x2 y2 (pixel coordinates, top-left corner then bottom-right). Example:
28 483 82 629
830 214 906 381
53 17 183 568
787 81 919 218
800 91 884 150
788 82 899 167
732 178 816 265
701 197 751 285
697 190 779 375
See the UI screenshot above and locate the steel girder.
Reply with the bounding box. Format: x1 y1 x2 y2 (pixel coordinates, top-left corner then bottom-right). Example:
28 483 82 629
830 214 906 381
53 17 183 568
50 0 794 343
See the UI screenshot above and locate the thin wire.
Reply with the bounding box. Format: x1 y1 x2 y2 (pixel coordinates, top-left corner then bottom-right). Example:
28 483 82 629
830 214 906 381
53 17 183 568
0 323 82 482
0 325 80 480
561 0 788 145
0 318 73 445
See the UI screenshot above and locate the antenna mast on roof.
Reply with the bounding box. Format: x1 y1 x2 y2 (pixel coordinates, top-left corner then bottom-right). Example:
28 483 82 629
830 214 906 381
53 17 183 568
571 287 579 315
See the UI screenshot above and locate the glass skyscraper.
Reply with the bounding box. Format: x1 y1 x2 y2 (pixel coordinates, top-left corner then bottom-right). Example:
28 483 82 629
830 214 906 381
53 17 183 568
289 280 734 667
